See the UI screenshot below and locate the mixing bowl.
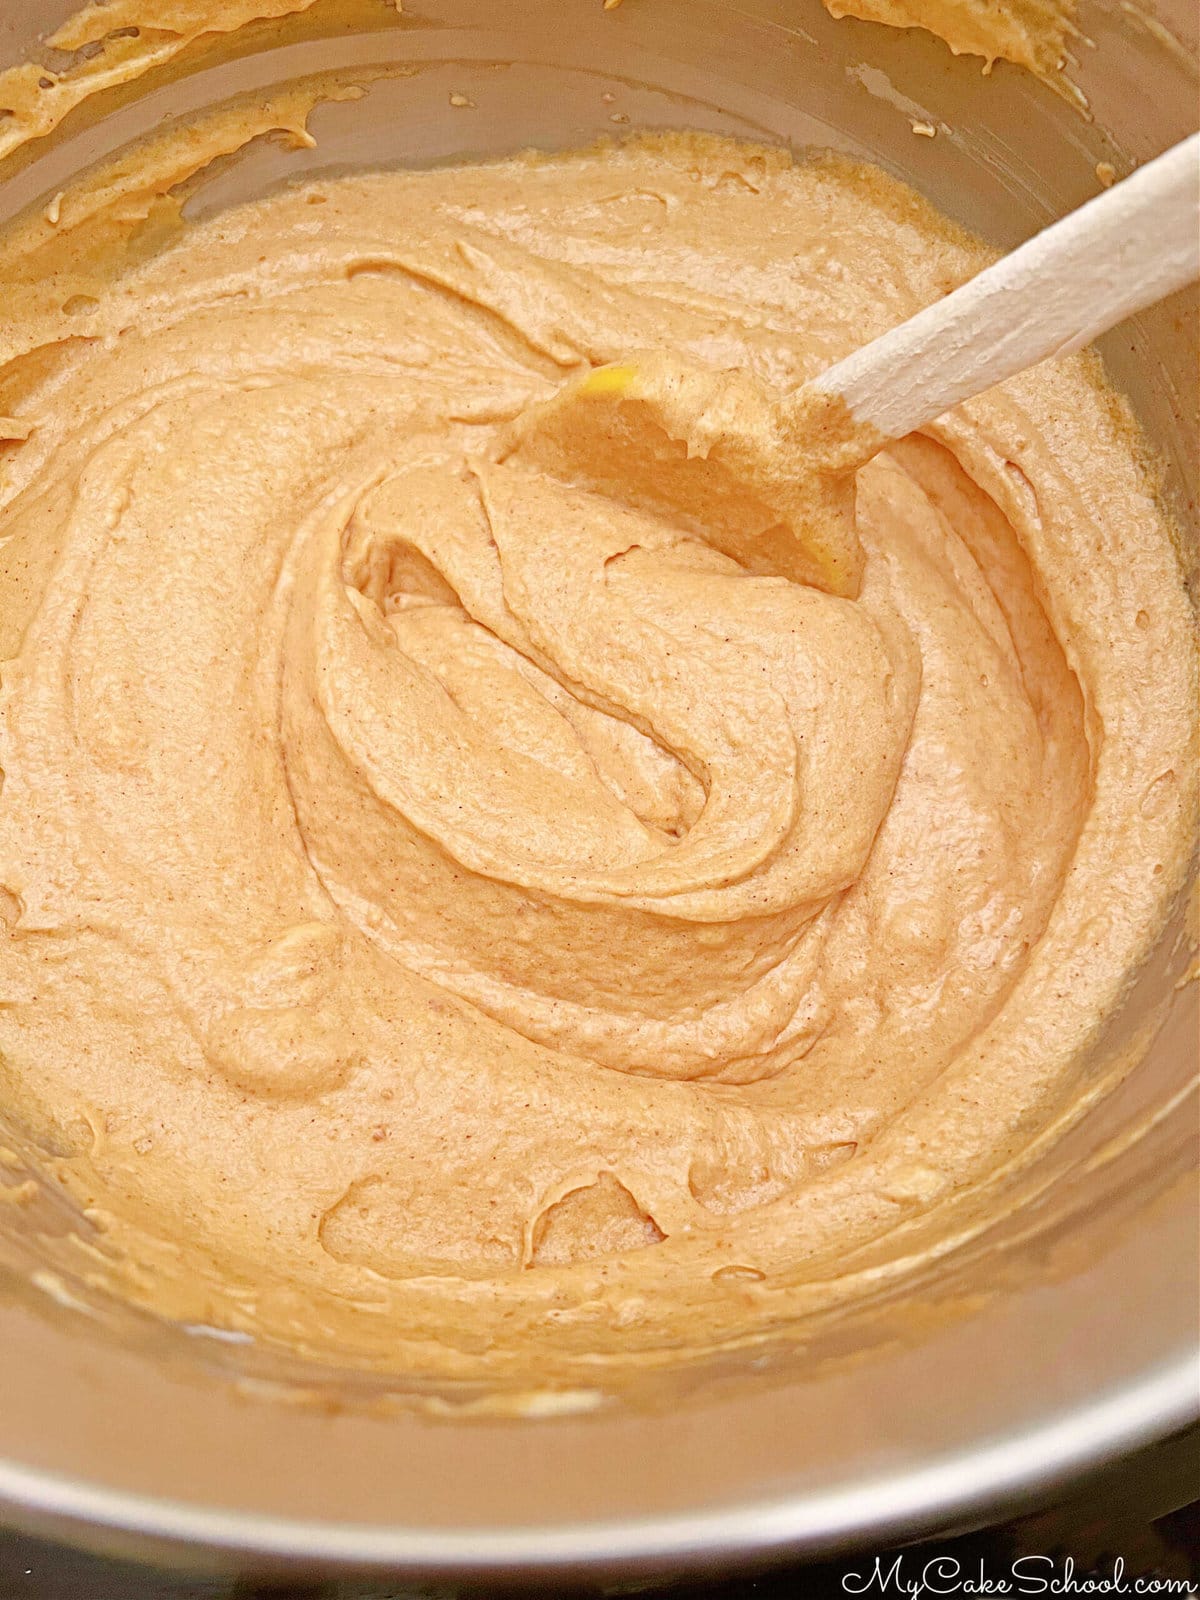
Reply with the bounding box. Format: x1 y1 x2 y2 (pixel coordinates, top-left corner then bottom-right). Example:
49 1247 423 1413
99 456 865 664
0 0 1195 1580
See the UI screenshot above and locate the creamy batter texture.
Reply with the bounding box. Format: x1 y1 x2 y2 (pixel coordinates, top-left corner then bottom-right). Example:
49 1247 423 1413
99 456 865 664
0 122 1195 1388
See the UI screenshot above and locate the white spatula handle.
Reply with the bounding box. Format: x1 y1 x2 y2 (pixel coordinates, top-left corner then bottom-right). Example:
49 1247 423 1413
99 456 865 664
812 133 1200 441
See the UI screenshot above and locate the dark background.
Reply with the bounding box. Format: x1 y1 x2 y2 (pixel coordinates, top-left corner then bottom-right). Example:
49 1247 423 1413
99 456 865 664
1 1426 1196 1599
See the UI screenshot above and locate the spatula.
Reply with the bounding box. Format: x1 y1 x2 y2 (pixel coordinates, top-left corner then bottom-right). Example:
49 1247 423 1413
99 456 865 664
503 132 1200 599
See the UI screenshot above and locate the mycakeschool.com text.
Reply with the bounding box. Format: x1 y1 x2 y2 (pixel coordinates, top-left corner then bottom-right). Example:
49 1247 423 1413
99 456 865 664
841 1556 1194 1598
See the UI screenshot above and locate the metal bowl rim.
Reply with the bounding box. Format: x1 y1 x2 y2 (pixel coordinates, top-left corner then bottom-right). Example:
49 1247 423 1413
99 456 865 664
0 1354 1194 1573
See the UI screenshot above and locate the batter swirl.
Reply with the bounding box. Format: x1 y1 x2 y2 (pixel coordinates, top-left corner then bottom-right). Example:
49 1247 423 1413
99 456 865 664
0 132 1193 1387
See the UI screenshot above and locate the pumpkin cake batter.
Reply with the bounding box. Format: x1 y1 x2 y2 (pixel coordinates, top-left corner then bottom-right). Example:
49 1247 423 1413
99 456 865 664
0 113 1194 1389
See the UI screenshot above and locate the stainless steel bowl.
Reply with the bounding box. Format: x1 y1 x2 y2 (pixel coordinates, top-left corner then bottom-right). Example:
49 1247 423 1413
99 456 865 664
0 0 1196 1579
